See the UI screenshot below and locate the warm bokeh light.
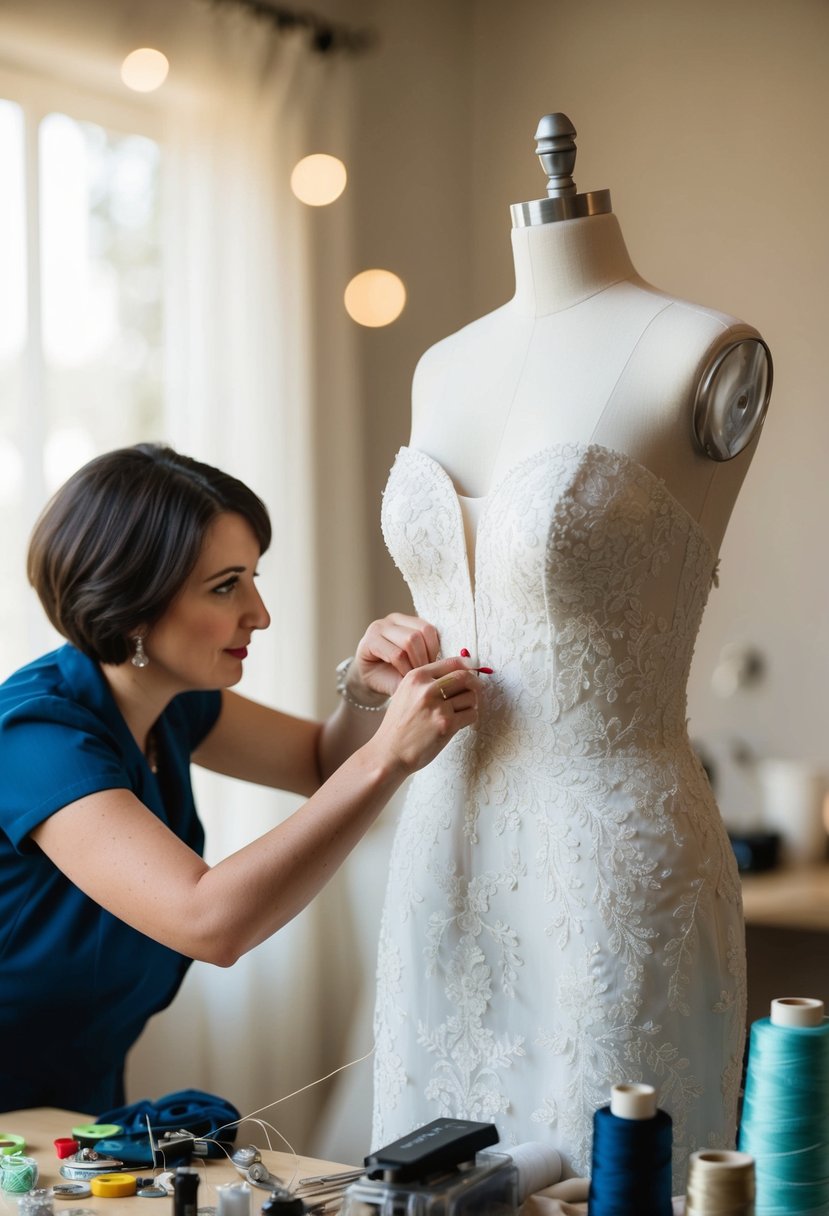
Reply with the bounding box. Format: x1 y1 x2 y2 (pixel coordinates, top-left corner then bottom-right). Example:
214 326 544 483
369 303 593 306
290 154 347 206
344 269 406 327
120 48 169 93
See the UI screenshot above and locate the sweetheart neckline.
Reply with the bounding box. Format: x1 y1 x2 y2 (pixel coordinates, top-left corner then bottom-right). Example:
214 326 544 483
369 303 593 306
395 441 718 566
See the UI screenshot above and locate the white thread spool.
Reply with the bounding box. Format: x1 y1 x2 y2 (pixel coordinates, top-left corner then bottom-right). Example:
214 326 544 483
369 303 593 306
686 1149 755 1216
609 1082 657 1120
217 1182 250 1216
770 997 825 1027
508 1142 563 1202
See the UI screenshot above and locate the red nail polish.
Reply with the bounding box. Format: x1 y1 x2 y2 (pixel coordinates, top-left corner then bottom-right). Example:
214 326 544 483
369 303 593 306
475 666 494 674
460 648 470 658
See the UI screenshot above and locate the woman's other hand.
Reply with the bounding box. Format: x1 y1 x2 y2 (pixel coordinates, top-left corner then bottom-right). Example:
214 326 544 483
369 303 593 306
348 612 441 703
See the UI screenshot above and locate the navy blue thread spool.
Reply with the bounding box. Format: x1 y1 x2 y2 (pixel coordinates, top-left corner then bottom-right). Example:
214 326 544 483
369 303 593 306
588 1083 673 1216
738 996 829 1216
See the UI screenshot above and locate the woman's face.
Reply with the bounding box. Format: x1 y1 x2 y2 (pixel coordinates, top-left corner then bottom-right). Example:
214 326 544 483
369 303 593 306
144 511 270 692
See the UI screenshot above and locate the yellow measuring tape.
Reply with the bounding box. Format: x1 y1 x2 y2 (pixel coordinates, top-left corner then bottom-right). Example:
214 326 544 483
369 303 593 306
90 1174 137 1198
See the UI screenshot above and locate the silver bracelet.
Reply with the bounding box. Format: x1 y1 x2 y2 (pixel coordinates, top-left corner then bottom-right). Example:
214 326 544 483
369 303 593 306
335 657 388 712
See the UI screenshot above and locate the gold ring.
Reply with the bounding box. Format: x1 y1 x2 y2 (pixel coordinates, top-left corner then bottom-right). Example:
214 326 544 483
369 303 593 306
438 685 449 701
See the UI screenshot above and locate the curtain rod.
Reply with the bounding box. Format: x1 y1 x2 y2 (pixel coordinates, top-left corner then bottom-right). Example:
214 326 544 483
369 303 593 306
204 0 378 54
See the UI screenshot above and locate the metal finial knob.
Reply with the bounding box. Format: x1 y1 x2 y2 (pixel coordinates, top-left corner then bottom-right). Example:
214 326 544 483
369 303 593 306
534 113 577 198
510 112 612 228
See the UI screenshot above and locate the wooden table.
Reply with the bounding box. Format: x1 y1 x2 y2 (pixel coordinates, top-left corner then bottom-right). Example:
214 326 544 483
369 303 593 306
741 862 829 932
0 1109 355 1216
740 863 829 1024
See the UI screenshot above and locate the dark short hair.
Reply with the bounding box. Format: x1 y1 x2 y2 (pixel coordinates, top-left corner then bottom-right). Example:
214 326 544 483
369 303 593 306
28 443 272 664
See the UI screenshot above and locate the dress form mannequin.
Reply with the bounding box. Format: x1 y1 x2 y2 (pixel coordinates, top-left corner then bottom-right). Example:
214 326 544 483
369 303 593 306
410 113 771 569
372 115 767 1187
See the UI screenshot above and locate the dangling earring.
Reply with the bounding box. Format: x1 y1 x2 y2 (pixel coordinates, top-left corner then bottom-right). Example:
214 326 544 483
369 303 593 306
131 635 149 668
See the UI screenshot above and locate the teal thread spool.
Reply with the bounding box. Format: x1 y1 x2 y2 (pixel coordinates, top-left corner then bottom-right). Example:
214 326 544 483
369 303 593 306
739 997 829 1216
0 1154 39 1194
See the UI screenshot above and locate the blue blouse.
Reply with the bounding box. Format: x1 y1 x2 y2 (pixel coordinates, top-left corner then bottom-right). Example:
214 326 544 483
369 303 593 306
0 645 221 1115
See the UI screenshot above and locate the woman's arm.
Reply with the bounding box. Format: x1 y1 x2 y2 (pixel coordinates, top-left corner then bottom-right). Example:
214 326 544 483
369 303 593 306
192 613 443 792
30 653 477 968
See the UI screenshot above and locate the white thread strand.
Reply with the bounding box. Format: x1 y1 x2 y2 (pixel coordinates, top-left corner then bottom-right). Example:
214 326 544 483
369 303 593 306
201 1043 376 1199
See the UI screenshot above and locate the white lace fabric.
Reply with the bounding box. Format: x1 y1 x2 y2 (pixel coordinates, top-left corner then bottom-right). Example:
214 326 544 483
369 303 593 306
372 443 746 1190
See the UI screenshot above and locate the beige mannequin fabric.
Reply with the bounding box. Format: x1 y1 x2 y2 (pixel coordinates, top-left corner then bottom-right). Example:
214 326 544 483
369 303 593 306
410 213 763 570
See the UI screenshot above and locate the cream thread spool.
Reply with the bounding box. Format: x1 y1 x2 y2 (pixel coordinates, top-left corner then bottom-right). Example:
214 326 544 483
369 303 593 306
686 1150 755 1216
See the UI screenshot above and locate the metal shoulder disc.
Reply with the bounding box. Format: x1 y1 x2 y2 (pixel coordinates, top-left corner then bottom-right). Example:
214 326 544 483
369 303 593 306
693 337 773 461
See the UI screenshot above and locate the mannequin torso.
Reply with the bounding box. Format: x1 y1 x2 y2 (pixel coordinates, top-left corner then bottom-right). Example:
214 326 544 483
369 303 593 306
410 212 766 560
372 120 762 1185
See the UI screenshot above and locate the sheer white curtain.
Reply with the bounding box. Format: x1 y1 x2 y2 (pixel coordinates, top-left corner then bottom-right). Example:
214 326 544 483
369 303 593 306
0 0 371 1155
125 1 372 1154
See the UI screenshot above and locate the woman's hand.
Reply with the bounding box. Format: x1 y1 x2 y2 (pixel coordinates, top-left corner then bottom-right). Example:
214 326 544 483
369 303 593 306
368 655 480 775
348 612 441 703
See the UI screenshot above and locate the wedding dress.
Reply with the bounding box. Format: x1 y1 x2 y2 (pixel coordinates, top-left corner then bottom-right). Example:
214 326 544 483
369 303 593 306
371 439 746 1189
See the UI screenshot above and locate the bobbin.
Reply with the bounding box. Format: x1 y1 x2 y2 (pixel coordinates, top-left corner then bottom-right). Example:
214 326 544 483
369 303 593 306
48 1183 92 1200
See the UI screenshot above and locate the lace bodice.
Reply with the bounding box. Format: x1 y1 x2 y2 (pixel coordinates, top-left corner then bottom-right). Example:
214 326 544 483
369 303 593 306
383 443 716 753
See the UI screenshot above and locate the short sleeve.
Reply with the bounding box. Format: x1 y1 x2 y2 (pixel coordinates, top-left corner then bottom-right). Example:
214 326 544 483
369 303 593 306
0 697 133 851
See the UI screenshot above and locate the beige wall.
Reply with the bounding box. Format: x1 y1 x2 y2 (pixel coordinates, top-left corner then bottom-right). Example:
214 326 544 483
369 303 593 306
355 0 829 820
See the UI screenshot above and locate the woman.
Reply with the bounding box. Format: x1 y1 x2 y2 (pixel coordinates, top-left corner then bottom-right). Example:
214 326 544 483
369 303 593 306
0 443 480 1114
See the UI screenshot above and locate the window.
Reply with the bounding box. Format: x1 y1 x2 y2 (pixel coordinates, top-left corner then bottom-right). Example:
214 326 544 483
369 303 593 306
0 67 164 675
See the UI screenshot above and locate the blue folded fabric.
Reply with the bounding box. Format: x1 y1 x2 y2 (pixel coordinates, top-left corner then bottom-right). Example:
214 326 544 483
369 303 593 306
95 1088 241 1160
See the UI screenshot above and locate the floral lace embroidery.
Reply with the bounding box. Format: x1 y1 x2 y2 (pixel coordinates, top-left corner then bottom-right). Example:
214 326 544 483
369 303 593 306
372 443 746 1191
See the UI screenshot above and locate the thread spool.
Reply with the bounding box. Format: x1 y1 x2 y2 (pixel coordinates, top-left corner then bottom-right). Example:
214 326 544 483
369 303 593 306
739 997 829 1216
217 1182 251 1216
174 1167 200 1216
1 1155 39 1194
508 1142 563 1202
0 1135 26 1157
686 1151 755 1216
588 1083 672 1216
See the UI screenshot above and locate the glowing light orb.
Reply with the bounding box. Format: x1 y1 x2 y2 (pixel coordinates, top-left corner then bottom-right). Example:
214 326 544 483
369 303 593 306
290 154 347 206
344 269 406 328
121 48 169 93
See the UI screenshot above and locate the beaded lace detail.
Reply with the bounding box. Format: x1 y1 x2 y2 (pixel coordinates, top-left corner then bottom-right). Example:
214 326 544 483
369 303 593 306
372 443 745 1189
